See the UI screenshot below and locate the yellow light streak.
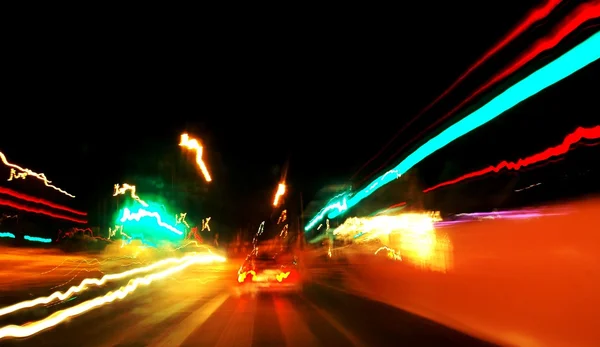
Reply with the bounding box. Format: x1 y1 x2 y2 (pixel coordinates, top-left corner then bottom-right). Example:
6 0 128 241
179 133 212 182
273 183 286 206
201 216 211 231
0 253 225 339
0 253 212 317
7 169 26 180
334 212 451 272
113 183 148 207
176 212 189 228
275 271 290 282
238 270 256 283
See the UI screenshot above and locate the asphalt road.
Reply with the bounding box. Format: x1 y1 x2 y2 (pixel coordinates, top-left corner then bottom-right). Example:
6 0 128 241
1 262 494 347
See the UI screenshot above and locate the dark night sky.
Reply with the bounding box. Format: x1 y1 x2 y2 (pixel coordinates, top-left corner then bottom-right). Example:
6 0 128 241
1 0 598 234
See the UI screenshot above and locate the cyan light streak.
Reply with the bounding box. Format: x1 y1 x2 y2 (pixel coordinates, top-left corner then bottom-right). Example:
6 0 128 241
306 32 600 230
24 235 52 243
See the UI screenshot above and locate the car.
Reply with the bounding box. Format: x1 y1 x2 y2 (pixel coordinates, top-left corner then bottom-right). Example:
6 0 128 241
237 251 302 292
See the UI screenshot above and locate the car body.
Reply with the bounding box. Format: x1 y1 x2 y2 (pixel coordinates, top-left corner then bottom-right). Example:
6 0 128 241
237 251 302 292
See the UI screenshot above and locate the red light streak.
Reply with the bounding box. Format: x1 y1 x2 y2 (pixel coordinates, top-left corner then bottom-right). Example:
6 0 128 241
0 199 87 224
356 2 599 186
0 187 87 216
351 0 563 181
56 227 111 242
186 226 203 243
423 126 600 193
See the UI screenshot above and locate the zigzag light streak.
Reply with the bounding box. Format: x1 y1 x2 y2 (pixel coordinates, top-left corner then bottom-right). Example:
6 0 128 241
0 253 226 339
179 134 212 182
0 151 75 198
423 125 600 193
24 235 51 243
379 125 600 213
0 187 86 216
113 184 148 207
56 227 111 242
0 253 217 317
120 208 183 235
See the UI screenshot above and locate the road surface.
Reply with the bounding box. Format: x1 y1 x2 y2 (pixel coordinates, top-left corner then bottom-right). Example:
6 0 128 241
1 262 493 347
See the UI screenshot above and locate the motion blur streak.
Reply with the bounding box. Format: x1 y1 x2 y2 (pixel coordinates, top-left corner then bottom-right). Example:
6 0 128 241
333 212 452 272
0 253 216 317
0 187 87 216
0 198 87 224
179 133 212 182
423 125 600 193
0 253 226 339
308 32 600 226
356 2 599 187
336 200 600 347
0 151 75 198
351 0 563 181
273 183 286 206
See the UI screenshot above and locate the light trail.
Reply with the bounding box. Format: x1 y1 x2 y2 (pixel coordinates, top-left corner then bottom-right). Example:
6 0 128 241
0 253 226 339
119 207 183 235
24 235 51 243
0 151 75 198
0 187 86 216
201 217 211 231
0 253 214 317
0 198 87 224
355 1 599 187
351 0 563 181
179 133 212 182
306 32 600 229
423 125 600 193
273 183 286 206
113 183 148 207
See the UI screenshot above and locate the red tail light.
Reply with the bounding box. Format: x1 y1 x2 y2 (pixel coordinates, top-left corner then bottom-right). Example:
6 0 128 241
237 270 256 283
276 268 298 282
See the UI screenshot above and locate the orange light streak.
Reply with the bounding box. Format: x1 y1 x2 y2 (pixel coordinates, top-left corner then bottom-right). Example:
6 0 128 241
273 183 286 206
179 134 212 182
1 151 75 198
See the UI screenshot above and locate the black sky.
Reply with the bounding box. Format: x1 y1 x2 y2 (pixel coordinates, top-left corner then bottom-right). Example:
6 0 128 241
1 0 597 232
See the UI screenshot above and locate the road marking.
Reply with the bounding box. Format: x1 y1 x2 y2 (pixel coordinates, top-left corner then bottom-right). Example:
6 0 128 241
151 292 230 347
104 294 196 346
300 294 366 347
273 296 318 347
213 296 256 347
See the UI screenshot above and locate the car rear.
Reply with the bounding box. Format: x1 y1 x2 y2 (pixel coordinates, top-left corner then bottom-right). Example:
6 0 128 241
237 254 302 292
